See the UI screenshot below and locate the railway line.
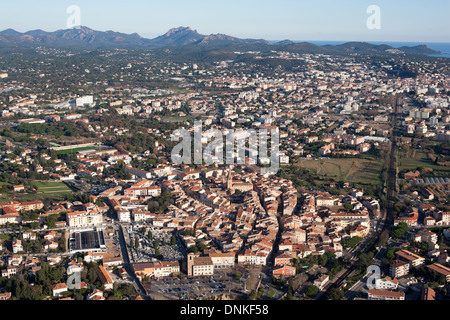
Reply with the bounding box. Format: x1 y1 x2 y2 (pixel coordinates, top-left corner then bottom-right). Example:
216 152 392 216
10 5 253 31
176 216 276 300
318 95 403 300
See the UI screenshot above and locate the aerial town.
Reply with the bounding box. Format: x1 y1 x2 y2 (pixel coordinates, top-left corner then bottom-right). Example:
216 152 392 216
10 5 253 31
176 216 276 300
0 26 449 302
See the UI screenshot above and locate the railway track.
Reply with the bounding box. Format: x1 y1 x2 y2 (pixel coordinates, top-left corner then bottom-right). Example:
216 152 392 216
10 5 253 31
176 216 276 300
318 95 403 300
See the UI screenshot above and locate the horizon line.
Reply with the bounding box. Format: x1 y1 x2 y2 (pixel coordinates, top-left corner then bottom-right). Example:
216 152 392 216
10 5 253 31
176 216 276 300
2 25 450 45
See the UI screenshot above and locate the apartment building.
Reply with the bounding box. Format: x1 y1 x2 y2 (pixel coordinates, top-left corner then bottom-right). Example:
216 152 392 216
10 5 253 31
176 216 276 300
208 252 235 269
417 230 438 244
66 209 103 228
132 260 180 279
390 260 410 278
94 265 114 290
21 201 45 211
274 251 295 266
367 289 405 300
124 184 161 198
375 277 399 290
237 249 269 266
187 253 214 276
395 250 425 268
0 206 21 226
427 263 450 282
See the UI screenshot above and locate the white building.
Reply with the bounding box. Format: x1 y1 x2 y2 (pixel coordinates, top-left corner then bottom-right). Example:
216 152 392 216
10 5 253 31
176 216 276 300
74 96 94 107
118 208 131 223
376 277 399 290
66 210 103 228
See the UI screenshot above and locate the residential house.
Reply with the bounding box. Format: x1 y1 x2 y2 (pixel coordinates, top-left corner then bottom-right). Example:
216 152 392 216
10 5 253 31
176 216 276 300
87 289 105 300
12 240 23 253
94 265 114 290
273 266 296 278
314 274 330 290
52 283 68 297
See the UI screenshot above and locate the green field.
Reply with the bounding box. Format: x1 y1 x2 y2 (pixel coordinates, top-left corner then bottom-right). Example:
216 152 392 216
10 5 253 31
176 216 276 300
33 181 69 189
32 181 73 199
295 158 384 186
398 148 450 173
0 181 73 202
56 146 100 155
160 116 193 123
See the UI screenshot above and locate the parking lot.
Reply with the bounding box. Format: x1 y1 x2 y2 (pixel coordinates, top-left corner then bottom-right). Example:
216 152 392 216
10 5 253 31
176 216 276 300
104 224 122 256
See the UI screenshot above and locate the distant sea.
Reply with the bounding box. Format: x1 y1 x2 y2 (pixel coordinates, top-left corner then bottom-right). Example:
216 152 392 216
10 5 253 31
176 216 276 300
294 40 450 58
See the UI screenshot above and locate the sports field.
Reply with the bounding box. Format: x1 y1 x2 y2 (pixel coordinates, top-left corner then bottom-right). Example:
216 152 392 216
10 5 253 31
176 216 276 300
56 146 100 155
33 181 72 195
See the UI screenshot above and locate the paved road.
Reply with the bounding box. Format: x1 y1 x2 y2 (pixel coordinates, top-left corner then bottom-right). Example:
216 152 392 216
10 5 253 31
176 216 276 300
116 223 149 299
345 273 369 300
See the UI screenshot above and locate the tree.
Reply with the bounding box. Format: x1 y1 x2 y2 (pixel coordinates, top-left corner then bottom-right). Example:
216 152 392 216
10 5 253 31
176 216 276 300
43 214 59 228
392 222 408 238
267 287 275 299
306 285 318 297
284 287 294 300
319 254 328 267
189 246 198 253
342 236 362 249
115 283 137 297
357 252 374 271
327 288 344 300
343 203 354 211
257 286 265 299
87 267 98 284
386 247 396 260
30 222 40 229
111 289 123 300
50 268 64 284
247 290 257 300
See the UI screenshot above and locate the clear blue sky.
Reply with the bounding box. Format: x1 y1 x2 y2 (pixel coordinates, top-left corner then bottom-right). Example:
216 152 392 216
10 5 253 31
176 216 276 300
2 0 449 42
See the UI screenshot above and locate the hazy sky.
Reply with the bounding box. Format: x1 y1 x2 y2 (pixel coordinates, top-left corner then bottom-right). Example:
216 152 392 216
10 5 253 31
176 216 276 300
2 0 449 42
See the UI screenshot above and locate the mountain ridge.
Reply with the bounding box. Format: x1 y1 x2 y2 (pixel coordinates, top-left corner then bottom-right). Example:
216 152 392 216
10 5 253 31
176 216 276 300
0 26 443 57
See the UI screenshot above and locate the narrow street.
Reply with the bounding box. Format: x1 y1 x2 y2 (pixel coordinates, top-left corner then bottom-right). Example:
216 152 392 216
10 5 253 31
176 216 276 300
116 223 149 299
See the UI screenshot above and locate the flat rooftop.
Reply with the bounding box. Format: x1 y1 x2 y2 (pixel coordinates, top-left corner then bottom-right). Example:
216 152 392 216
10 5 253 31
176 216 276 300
69 229 106 253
